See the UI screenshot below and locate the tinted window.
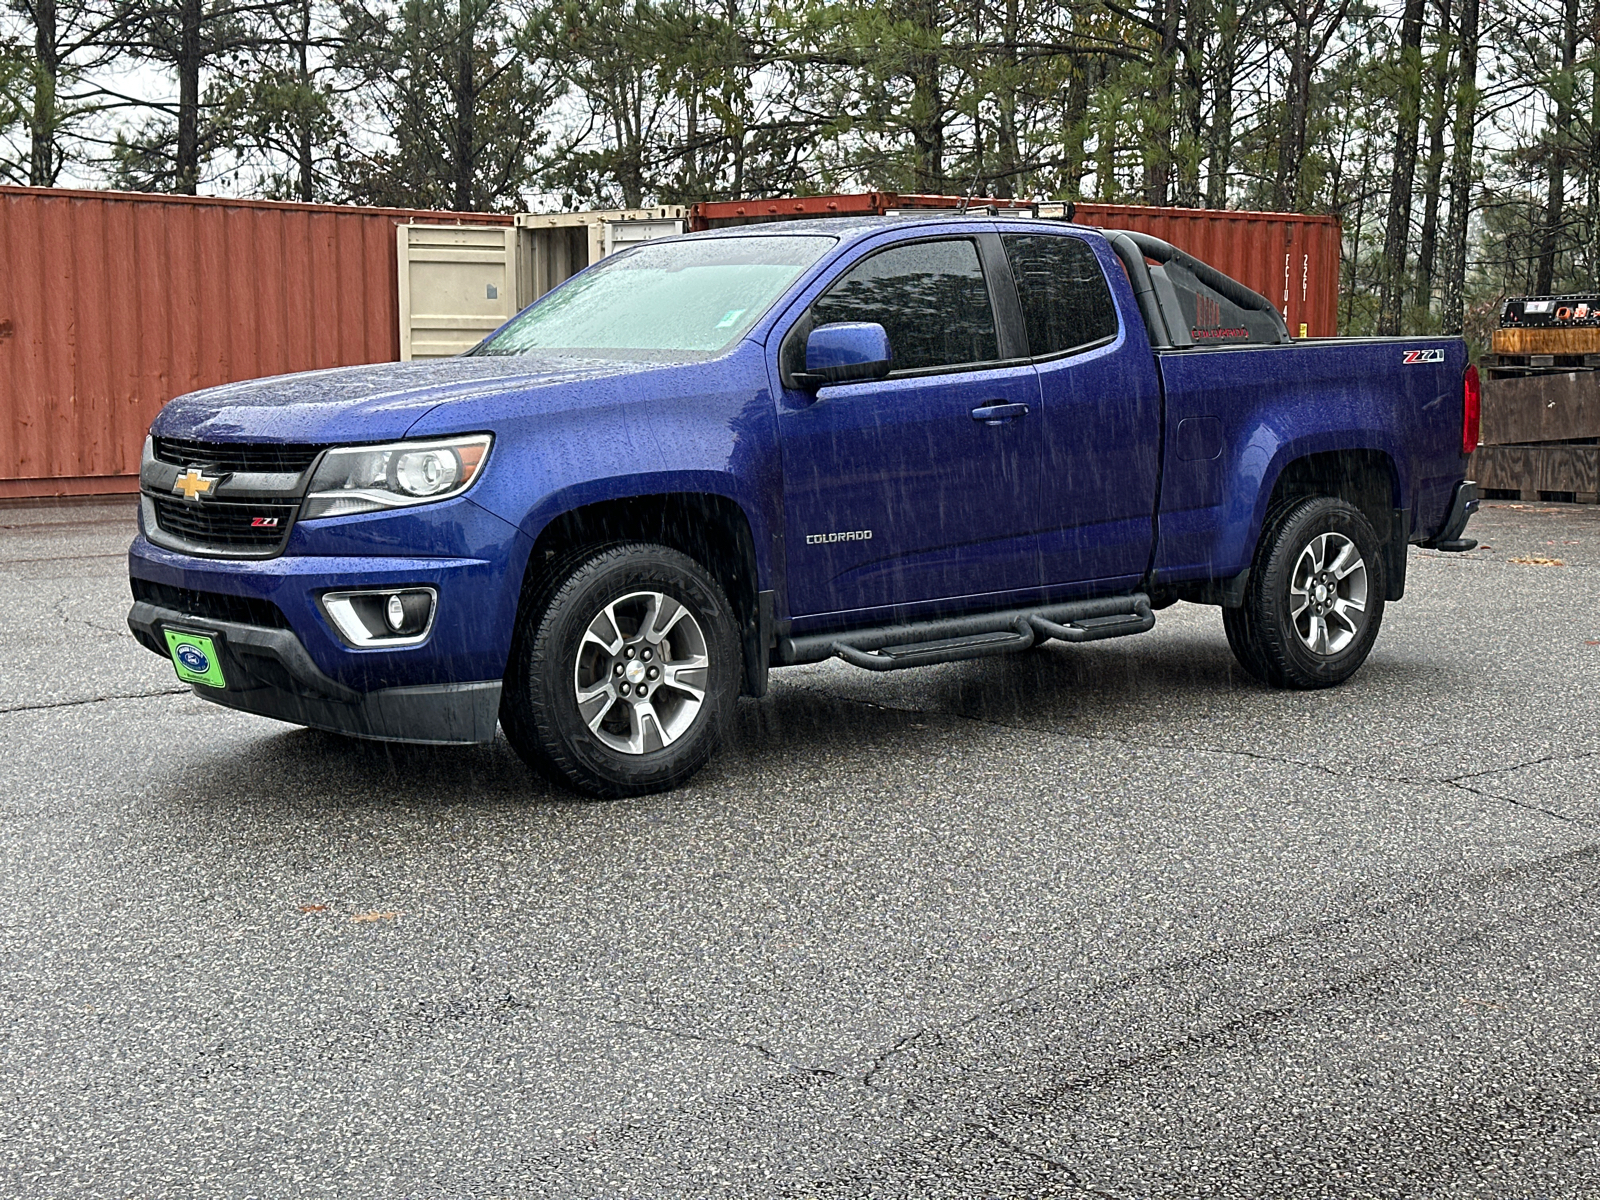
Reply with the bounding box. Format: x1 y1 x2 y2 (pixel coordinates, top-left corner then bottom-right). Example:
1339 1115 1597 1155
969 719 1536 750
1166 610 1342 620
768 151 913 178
810 239 999 372
1002 234 1118 357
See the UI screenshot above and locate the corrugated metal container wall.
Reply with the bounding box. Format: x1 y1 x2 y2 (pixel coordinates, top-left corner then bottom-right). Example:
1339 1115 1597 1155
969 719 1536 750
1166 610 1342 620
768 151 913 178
1069 203 1341 340
690 195 1342 339
0 186 512 498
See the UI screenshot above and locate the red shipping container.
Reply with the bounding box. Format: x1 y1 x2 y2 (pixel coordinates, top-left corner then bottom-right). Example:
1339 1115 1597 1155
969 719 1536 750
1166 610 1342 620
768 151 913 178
0 186 512 499
1070 202 1340 343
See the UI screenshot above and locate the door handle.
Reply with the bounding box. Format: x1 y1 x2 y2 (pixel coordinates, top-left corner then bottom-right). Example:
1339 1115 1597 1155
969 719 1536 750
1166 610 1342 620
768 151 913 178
970 402 1031 425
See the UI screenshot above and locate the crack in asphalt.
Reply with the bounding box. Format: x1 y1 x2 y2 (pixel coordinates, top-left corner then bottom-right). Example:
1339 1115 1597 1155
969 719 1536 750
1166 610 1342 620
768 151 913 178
965 1123 1125 1198
50 595 133 638
0 552 129 565
808 846 1595 1119
1443 748 1600 785
555 849 1599 1196
861 1028 935 1088
0 688 190 715
605 1016 839 1078
792 685 1599 829
1434 751 1600 824
843 857 1523 1099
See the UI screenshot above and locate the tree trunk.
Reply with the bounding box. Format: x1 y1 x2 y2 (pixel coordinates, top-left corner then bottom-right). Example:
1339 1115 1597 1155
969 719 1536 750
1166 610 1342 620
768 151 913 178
28 0 60 185
1174 0 1205 206
1589 0 1600 287
1344 140 1372 330
453 0 475 211
1206 0 1238 208
991 0 1020 199
907 0 944 193
616 79 645 207
175 0 204 194
297 0 314 202
1376 0 1426 334
1062 58 1090 200
1275 1 1313 209
1413 0 1453 313
1441 0 1479 335
1144 0 1179 204
1535 0 1580 294
1095 69 1117 201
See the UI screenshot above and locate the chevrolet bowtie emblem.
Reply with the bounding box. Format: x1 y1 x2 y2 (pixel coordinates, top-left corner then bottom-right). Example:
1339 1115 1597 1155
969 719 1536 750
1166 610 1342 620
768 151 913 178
172 467 219 501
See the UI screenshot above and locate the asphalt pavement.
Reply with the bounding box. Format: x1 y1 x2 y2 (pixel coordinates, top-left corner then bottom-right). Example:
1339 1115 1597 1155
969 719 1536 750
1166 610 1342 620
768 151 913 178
1 499 1597 1199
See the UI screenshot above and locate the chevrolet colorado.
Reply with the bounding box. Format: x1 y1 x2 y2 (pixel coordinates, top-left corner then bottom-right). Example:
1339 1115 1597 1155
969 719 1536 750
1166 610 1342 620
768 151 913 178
128 216 1480 795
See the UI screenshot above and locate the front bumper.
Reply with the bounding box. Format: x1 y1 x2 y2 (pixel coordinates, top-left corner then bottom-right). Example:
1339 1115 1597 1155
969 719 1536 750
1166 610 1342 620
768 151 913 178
127 496 532 743
128 601 501 743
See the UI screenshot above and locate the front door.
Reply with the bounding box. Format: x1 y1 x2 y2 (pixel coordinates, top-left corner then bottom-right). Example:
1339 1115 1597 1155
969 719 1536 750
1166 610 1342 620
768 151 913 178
776 235 1047 619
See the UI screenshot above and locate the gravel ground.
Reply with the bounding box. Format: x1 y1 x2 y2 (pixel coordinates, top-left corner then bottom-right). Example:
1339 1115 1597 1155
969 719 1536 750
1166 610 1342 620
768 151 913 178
0 498 1596 1199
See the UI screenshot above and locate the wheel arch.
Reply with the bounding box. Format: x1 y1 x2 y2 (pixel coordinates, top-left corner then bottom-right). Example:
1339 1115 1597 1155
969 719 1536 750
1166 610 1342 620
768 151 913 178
516 491 769 697
1258 448 1406 600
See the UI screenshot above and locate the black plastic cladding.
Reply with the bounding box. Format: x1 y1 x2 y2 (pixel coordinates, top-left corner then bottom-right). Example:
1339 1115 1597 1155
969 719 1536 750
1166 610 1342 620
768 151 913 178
128 578 293 629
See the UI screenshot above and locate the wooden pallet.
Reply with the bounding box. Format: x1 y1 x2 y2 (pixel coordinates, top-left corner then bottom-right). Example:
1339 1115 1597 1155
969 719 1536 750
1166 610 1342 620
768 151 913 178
1481 372 1600 444
1492 326 1600 355
1470 443 1600 503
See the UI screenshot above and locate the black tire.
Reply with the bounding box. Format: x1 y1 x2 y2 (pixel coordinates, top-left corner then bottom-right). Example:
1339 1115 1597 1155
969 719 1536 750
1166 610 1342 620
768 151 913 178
500 543 741 797
1223 496 1387 689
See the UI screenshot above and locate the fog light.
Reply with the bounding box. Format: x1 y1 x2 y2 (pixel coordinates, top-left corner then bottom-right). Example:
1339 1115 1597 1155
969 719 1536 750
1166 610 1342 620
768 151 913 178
320 586 436 647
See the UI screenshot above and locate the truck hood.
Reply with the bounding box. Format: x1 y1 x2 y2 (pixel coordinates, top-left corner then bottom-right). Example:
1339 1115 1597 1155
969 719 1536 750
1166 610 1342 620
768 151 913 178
150 356 660 444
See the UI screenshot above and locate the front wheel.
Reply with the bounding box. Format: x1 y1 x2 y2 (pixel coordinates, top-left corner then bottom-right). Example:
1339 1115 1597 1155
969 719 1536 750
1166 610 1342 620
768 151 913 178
500 543 741 797
1223 496 1387 689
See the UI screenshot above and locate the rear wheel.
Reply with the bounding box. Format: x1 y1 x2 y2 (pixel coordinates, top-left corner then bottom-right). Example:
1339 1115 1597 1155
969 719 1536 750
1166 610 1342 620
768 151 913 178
1224 497 1387 689
500 543 740 797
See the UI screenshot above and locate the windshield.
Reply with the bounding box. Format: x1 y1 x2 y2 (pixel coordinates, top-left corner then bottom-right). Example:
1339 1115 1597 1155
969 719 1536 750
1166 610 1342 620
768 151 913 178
473 235 835 360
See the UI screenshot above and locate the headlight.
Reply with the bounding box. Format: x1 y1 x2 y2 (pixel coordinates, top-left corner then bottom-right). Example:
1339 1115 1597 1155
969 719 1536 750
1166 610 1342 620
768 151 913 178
300 435 491 520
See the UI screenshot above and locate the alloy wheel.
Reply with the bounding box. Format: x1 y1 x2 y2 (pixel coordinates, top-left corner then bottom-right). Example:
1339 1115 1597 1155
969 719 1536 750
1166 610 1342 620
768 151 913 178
1289 531 1368 655
572 590 710 754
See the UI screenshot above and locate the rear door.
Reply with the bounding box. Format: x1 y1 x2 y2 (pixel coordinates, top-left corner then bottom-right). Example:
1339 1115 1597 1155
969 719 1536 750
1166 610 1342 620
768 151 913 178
1001 231 1163 586
775 234 1047 618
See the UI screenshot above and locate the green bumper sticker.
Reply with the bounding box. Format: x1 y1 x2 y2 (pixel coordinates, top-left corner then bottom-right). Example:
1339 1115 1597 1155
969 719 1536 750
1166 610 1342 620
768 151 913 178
164 629 227 688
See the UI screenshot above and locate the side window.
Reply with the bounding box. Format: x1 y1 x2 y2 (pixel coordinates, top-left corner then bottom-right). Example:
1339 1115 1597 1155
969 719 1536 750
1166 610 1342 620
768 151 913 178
809 238 999 373
1002 234 1119 358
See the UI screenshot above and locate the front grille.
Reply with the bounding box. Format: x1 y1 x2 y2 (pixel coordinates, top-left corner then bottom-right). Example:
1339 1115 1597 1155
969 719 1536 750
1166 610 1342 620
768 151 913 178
153 437 326 475
150 495 296 552
130 578 292 629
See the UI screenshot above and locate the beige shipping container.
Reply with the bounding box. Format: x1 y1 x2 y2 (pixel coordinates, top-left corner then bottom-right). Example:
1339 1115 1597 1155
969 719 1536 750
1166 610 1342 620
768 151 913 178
399 208 688 359
397 224 519 360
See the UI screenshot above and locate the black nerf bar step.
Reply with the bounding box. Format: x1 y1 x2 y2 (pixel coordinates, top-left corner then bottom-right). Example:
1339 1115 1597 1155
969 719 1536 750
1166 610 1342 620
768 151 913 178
777 595 1155 673
839 619 1036 671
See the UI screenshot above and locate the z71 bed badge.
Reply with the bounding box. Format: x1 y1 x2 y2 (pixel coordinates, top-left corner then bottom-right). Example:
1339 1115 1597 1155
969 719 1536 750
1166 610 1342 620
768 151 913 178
1402 348 1446 364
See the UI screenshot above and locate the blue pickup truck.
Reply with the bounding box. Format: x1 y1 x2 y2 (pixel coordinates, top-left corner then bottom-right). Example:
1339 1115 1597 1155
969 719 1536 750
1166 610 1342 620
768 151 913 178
128 215 1481 796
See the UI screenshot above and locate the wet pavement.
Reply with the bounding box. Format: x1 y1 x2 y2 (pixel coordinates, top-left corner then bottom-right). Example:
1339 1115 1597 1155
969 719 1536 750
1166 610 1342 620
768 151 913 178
1 499 1597 1198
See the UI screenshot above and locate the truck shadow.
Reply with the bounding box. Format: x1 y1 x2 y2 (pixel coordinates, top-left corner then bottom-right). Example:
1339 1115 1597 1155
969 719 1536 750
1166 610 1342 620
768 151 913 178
162 724 565 814
155 626 1434 814
728 626 1436 755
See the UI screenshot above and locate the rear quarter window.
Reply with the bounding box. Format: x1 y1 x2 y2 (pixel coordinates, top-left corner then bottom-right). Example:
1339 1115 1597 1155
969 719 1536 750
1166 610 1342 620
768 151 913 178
1002 234 1119 357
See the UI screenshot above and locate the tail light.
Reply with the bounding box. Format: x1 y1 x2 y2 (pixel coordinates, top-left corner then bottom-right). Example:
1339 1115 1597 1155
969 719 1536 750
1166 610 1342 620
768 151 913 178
1462 363 1481 455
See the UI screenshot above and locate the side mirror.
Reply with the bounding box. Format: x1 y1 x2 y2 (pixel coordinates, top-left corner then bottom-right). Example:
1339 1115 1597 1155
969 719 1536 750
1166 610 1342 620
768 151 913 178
797 322 892 391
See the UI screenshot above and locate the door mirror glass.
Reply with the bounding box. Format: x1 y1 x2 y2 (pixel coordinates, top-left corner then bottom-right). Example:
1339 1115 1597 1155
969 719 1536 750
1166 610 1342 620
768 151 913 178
800 322 892 390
